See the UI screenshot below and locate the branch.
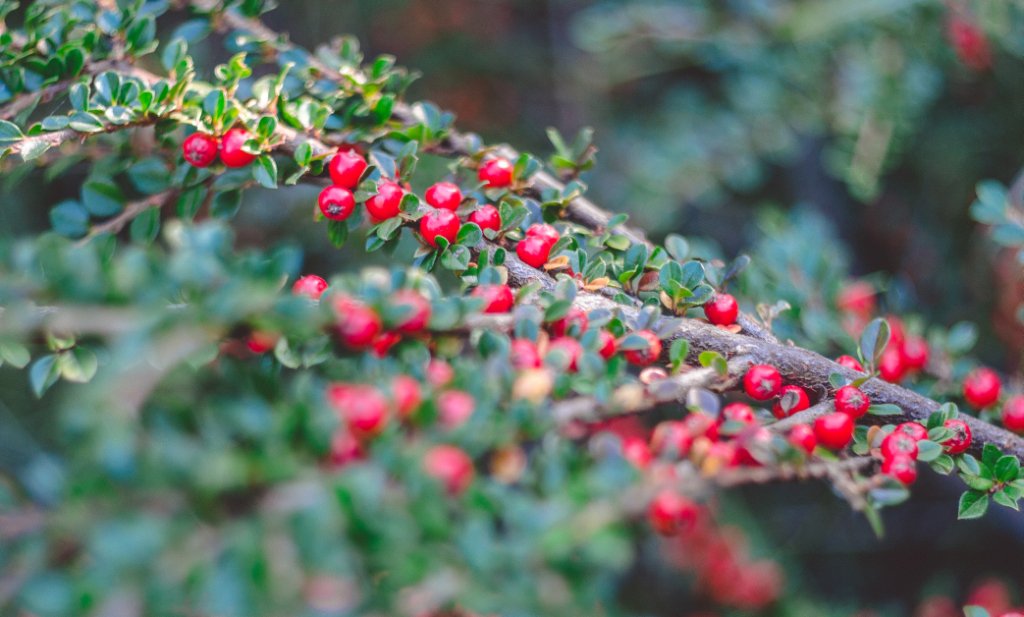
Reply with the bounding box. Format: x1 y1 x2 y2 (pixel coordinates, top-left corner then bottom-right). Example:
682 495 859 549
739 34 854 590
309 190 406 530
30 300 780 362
0 59 120 121
75 189 177 246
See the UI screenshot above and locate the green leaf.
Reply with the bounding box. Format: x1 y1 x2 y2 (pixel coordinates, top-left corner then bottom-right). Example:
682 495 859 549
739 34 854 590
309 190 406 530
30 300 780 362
254 155 278 189
82 181 124 216
957 490 989 520
29 354 61 397
867 403 901 416
858 317 890 366
21 138 52 161
440 245 471 271
127 157 171 194
176 186 206 220
0 119 24 146
130 207 161 244
946 321 977 354
49 200 89 237
211 190 242 218
456 223 482 247
930 454 955 475
916 440 941 462
993 488 1020 511
982 443 1002 469
68 111 105 133
0 342 30 368
994 455 1021 483
669 338 689 366
869 477 909 506
957 453 982 476
963 606 992 617
59 347 98 383
327 220 348 247
664 234 688 260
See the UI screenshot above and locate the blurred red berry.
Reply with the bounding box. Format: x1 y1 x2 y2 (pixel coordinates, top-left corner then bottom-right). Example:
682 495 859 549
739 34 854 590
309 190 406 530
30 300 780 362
292 274 328 299
881 454 918 485
651 420 692 458
964 367 1001 409
721 402 757 425
333 296 381 348
788 424 816 454
391 375 422 420
623 330 662 367
901 335 929 371
947 14 992 70
327 384 390 438
471 284 514 313
246 330 277 354
836 355 864 372
548 336 583 372
836 280 875 315
1003 396 1024 433
423 445 474 495
550 307 588 337
438 389 475 429
392 289 431 333
647 489 699 536
880 432 919 461
896 421 928 442
597 330 618 359
510 339 542 369
878 347 906 383
814 412 854 450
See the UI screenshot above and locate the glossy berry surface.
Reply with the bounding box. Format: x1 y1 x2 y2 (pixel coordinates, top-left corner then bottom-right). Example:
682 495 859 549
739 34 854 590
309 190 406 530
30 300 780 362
328 384 390 438
704 293 739 326
471 284 514 313
963 367 1001 409
880 432 919 461
246 331 277 354
743 364 782 401
896 421 929 442
647 490 698 536
881 454 918 485
328 149 368 188
623 330 662 367
333 297 382 348
942 418 973 455
788 424 817 454
219 127 256 167
525 223 560 248
772 384 810 419
182 132 218 167
1002 396 1024 433
425 181 463 210
878 347 906 383
318 186 355 221
835 355 864 372
423 445 474 495
478 158 513 188
597 330 618 359
366 181 404 222
516 235 551 269
468 205 501 234
292 274 328 299
392 289 431 333
419 208 461 248
813 412 854 450
834 385 870 419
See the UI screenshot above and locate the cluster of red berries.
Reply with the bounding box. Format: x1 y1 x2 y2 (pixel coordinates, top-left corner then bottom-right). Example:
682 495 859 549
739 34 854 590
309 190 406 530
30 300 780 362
959 367 1024 435
182 128 257 168
741 364 812 420
834 283 929 383
332 288 434 357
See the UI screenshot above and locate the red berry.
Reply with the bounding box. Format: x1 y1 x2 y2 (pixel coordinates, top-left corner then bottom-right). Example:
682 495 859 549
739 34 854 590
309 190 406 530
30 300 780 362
880 432 919 461
947 15 991 70
836 281 876 315
425 181 463 211
318 186 355 221
651 420 692 458
1003 396 1024 433
246 330 277 354
471 284 514 313
525 223 559 248
468 204 501 234
510 339 542 369
836 355 865 372
328 430 365 467
704 293 739 326
942 418 973 455
772 384 810 419
292 274 328 300
478 157 513 188
878 347 906 383
438 390 475 429
516 235 551 269
548 336 583 372
182 132 218 167
896 422 928 442
813 412 854 450
391 375 422 420
219 127 256 167
419 208 461 248
328 149 368 188
963 367 1001 409
426 359 454 387
901 335 929 371
327 384 390 438
623 330 662 367
881 454 918 485
743 364 782 401
721 402 756 425
550 307 588 337
392 289 431 333
366 181 404 222
682 412 719 442
647 490 698 536
788 424 817 455
423 445 474 495
834 385 870 419
621 436 652 469
333 297 381 348
597 330 618 359
371 331 400 358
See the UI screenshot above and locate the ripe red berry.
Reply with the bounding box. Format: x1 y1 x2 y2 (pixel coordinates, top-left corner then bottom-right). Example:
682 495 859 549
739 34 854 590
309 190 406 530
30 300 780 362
328 149 368 188
623 330 662 367
292 274 328 299
880 432 919 461
548 336 583 372
550 307 588 337
772 384 810 419
371 331 400 358
743 364 782 401
896 421 928 442
246 330 277 354
426 359 454 387
478 157 513 188
525 223 559 248
333 297 382 348
878 347 906 383
814 412 854 450
942 418 973 455
423 444 474 495
391 375 422 420
366 181 404 222
704 293 739 326
392 289 431 333
647 490 698 536
836 355 865 372
788 424 817 455
1002 396 1024 433
327 384 390 438
651 420 692 458
419 208 461 248
621 436 652 469
510 339 542 369
468 204 501 234
471 284 514 313
901 336 929 371
516 235 551 269
721 402 757 425
182 132 218 167
881 454 918 485
318 186 355 221
834 385 870 419
963 367 1001 409
597 330 618 359
425 181 463 210
219 127 256 167
328 430 365 467
438 390 475 429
